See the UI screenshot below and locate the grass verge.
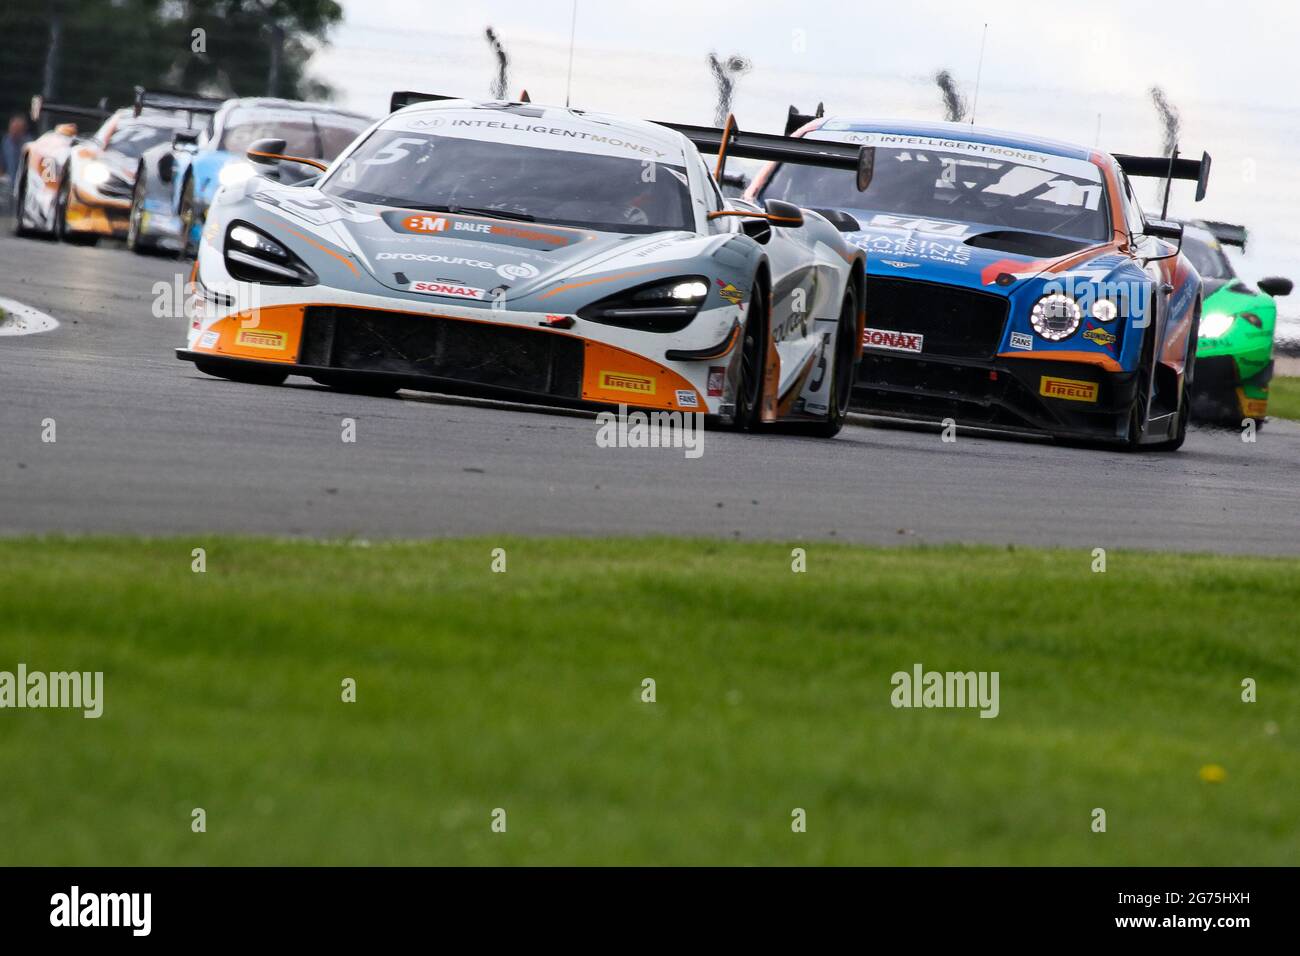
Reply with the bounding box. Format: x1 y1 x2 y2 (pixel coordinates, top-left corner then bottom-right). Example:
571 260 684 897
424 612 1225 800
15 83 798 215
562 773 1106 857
1267 375 1300 421
0 536 1296 865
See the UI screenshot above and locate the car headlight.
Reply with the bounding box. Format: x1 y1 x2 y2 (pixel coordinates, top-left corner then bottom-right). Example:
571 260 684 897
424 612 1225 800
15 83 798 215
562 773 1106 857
219 162 257 188
1199 312 1234 338
82 161 111 187
1090 299 1118 323
578 276 710 333
1030 293 1083 341
224 221 317 285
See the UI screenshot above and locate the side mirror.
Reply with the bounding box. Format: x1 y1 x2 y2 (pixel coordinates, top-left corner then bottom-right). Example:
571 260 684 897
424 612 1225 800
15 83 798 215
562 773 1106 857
246 137 328 172
1258 276 1293 298
856 146 875 192
1142 219 1183 242
812 208 862 232
246 137 287 165
763 198 804 228
172 129 200 150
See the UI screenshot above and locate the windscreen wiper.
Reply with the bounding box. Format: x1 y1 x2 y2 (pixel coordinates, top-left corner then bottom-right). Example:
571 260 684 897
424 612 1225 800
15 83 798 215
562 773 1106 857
405 203 536 222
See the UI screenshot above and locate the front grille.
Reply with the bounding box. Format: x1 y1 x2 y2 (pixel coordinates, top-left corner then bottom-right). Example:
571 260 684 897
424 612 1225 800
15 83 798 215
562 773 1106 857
300 307 584 398
863 277 1008 360
1190 355 1239 392
855 355 1028 428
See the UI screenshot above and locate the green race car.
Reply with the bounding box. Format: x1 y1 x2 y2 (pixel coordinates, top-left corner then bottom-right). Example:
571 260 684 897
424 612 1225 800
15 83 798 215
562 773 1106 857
1183 221 1292 423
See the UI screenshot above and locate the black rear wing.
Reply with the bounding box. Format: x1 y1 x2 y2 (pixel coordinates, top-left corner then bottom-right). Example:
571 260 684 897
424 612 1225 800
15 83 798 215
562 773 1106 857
1200 219 1247 251
389 90 459 112
28 96 112 130
132 87 225 118
656 115 872 189
1114 150 1211 202
784 102 824 137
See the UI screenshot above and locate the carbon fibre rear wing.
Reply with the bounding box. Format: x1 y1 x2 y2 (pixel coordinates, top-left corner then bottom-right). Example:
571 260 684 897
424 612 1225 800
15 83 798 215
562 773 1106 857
784 102 824 137
1114 150 1211 203
132 87 225 118
389 90 459 112
1199 219 1247 251
657 115 873 190
28 96 112 128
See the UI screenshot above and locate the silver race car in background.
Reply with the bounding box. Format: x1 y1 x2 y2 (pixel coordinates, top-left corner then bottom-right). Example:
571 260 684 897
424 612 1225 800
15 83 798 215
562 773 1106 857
127 90 372 255
178 95 871 435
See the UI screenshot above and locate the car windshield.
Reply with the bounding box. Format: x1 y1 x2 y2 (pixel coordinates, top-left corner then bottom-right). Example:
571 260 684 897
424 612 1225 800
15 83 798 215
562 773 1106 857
105 121 179 158
219 109 369 159
1182 233 1236 280
762 131 1110 242
320 125 695 235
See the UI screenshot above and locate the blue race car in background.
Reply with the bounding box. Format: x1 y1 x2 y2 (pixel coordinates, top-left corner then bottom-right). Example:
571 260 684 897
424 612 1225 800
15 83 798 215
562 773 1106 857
126 90 372 255
746 113 1211 451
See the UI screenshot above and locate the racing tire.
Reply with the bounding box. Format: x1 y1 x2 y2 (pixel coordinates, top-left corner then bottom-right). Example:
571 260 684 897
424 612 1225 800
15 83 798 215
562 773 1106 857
311 375 402 397
194 359 289 387
1189 385 1240 427
1143 304 1198 453
1122 296 1161 451
801 285 858 439
727 279 767 431
179 175 199 259
54 175 97 246
12 168 34 237
127 168 152 254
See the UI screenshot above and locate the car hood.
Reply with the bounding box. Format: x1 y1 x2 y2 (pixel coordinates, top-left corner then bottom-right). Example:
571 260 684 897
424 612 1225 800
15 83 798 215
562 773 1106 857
243 184 704 304
91 147 139 184
843 214 1110 294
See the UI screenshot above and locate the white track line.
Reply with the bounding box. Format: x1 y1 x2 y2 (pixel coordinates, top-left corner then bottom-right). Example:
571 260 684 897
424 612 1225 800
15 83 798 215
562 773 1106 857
0 297 60 336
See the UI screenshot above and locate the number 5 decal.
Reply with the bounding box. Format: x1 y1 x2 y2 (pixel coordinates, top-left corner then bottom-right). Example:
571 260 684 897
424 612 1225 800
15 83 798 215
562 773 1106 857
363 137 429 166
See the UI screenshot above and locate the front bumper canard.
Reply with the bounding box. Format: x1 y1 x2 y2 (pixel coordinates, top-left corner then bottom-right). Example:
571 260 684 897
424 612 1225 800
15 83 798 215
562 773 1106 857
852 352 1139 439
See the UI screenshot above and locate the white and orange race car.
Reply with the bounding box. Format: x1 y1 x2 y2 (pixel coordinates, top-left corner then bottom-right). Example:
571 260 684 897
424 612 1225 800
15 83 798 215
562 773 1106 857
11 98 197 245
179 93 872 435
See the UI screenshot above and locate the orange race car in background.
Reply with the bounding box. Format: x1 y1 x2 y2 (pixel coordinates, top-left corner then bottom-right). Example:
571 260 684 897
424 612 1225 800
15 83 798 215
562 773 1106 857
11 96 200 245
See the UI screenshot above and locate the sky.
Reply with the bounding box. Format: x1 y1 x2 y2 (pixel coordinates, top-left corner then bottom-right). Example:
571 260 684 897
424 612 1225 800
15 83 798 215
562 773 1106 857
311 0 1300 309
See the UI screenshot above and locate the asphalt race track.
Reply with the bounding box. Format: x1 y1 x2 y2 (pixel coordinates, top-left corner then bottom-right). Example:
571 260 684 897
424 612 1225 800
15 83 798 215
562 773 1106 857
2 232 1298 554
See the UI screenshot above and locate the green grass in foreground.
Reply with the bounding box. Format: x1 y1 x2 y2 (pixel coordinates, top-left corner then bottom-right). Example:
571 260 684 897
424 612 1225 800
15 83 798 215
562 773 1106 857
1268 375 1300 421
0 537 1297 865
